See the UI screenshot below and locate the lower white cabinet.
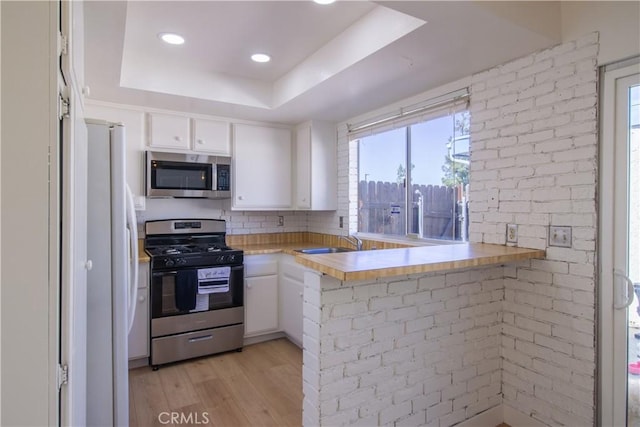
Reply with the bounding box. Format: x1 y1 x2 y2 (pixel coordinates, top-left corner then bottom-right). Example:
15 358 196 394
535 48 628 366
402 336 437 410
128 261 149 360
244 255 279 337
279 255 306 347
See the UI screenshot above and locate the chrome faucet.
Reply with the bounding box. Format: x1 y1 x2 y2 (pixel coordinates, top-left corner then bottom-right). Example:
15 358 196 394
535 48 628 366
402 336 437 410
340 234 363 251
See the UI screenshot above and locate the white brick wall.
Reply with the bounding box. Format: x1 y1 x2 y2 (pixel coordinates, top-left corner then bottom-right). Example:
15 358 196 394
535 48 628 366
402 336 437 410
470 33 599 426
303 268 504 426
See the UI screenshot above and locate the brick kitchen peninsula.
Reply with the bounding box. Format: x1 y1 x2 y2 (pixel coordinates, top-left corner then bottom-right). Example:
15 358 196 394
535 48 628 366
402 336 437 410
296 244 544 426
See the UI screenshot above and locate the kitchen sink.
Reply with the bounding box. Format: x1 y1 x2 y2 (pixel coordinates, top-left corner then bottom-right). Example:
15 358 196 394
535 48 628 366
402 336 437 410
295 247 354 255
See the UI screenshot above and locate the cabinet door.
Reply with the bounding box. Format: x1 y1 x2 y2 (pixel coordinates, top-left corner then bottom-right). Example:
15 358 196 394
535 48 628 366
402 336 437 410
84 103 146 209
295 125 312 209
232 124 292 209
280 276 303 347
193 118 230 155
294 121 337 210
244 275 279 336
128 263 149 360
148 113 190 150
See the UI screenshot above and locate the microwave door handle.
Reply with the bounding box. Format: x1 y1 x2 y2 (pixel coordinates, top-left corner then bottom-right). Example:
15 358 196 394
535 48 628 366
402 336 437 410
211 163 217 191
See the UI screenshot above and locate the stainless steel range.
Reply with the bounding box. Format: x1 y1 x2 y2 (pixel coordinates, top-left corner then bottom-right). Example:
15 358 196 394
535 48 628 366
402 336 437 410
144 219 244 369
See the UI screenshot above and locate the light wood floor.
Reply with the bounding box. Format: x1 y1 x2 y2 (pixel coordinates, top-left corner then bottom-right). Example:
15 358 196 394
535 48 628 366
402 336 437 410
129 338 303 427
129 338 512 426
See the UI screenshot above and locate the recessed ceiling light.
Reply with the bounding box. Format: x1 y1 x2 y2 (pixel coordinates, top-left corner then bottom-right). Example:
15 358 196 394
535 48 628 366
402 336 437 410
251 53 271 63
314 0 336 4
159 33 185 45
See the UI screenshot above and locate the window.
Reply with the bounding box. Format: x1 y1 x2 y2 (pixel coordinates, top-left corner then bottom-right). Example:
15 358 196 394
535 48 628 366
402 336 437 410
356 108 470 241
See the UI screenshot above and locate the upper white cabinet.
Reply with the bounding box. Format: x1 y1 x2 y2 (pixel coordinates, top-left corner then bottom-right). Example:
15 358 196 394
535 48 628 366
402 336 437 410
232 123 292 210
147 113 190 150
148 113 231 155
295 121 337 210
192 118 231 155
84 102 146 209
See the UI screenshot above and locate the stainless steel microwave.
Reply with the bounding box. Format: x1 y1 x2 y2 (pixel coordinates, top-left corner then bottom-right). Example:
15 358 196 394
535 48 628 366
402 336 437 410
145 151 231 199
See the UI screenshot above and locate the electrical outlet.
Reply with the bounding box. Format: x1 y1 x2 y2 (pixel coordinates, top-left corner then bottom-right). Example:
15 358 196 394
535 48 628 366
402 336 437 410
277 216 284 227
339 216 344 228
506 224 518 243
549 225 572 248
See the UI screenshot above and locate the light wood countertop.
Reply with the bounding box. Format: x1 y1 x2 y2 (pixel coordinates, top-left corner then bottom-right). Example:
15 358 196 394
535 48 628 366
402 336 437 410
138 239 150 263
230 242 334 256
294 243 545 281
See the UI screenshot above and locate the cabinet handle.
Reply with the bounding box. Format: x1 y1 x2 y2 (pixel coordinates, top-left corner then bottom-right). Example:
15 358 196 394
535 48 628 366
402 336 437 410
174 136 182 142
299 292 303 298
247 283 252 289
238 196 244 201
197 139 205 145
85 260 93 271
139 295 146 302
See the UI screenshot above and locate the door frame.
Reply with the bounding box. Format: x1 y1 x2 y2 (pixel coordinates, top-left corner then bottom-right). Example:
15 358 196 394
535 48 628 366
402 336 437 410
599 58 640 427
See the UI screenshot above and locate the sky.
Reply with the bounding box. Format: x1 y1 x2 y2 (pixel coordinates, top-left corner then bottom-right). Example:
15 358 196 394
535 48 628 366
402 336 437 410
358 113 467 185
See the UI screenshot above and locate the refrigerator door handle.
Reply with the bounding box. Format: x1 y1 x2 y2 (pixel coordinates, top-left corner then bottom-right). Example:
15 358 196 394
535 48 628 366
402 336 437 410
126 184 139 333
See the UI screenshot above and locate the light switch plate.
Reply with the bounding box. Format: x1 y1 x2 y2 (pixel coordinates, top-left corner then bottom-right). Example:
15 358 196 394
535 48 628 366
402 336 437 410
506 224 518 243
549 225 572 248
277 216 284 226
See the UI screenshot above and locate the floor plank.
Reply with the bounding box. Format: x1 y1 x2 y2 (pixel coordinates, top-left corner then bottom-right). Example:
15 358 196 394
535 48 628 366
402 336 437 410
129 338 302 427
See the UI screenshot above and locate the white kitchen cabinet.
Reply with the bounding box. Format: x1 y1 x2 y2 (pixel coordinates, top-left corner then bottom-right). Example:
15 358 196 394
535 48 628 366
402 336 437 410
148 112 190 150
295 121 337 210
84 102 146 210
128 261 149 360
244 255 279 336
232 123 292 210
192 118 231 155
279 255 306 347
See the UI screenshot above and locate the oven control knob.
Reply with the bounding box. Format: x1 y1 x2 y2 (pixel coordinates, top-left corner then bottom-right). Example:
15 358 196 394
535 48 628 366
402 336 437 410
228 255 236 263
176 258 187 266
164 259 175 267
217 255 226 263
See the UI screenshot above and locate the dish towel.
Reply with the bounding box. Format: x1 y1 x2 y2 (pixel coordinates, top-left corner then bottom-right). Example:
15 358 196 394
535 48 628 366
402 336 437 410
197 267 231 294
175 270 198 311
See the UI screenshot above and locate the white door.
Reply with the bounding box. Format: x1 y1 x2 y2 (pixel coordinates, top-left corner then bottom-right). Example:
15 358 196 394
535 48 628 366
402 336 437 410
600 61 640 427
59 1 88 425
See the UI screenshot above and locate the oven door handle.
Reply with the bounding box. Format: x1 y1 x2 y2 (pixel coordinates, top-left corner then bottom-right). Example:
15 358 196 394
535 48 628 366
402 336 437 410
188 335 213 343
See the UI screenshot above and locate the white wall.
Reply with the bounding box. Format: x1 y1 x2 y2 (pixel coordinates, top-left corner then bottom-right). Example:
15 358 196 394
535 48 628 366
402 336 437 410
469 32 599 425
1 2 56 425
561 1 640 65
0 2 3 422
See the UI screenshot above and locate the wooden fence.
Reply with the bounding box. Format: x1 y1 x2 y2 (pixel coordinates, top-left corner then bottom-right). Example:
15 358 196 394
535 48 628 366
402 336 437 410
358 181 468 240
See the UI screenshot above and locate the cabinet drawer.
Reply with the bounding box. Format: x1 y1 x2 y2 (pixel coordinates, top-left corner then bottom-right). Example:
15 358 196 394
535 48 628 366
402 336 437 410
280 259 307 281
245 257 278 277
151 324 244 366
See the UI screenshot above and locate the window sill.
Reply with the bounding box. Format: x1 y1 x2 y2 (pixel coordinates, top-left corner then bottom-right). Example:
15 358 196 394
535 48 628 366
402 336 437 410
355 232 464 248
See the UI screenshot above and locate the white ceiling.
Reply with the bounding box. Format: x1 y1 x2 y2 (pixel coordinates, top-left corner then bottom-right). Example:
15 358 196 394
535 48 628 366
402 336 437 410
83 1 563 125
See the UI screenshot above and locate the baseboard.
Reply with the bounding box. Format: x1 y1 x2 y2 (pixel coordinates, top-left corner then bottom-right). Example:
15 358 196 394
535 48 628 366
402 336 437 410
243 331 286 346
458 405 503 427
503 404 548 427
128 357 149 370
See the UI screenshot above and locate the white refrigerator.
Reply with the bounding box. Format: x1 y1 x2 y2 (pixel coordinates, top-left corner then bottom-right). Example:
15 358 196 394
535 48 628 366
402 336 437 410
85 119 139 426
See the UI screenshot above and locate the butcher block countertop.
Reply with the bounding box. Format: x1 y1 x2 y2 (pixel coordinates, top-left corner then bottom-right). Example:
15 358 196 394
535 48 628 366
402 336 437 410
232 242 330 256
140 231 544 281
138 239 150 263
294 243 545 281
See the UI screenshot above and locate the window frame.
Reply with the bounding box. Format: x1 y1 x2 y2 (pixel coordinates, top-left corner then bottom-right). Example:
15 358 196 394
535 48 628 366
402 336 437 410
352 96 470 243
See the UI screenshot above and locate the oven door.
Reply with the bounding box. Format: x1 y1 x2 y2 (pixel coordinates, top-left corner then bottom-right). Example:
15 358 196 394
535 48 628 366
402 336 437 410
151 264 243 319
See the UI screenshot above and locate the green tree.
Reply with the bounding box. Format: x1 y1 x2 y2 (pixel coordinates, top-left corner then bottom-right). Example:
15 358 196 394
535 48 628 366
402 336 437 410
441 112 470 187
